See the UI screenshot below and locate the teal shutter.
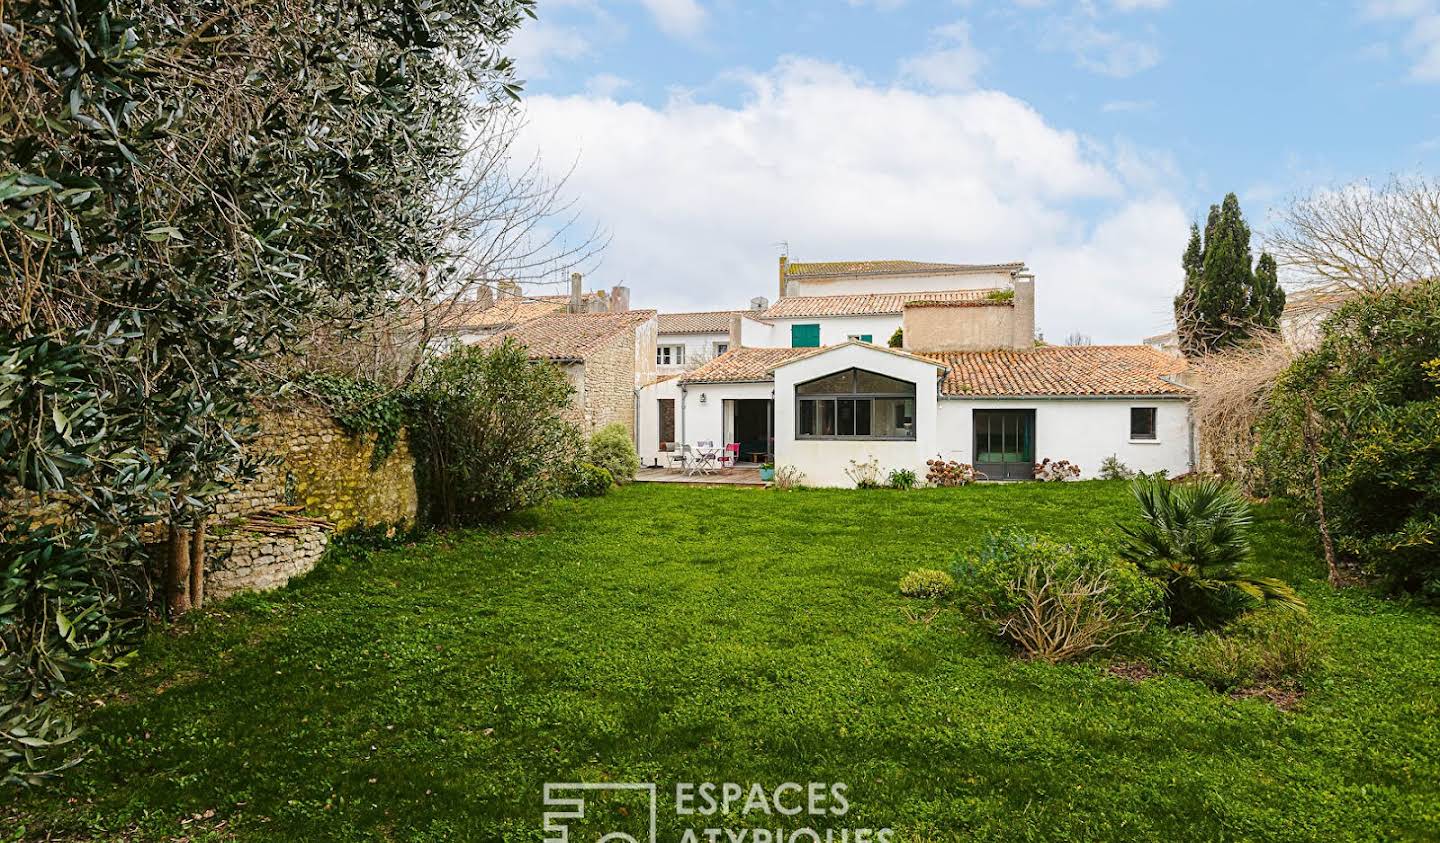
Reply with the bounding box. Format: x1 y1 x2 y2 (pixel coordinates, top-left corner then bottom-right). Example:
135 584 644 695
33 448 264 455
859 334 873 343
791 324 820 348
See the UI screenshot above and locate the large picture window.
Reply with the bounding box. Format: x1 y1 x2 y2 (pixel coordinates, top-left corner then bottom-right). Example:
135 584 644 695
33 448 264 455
795 368 916 440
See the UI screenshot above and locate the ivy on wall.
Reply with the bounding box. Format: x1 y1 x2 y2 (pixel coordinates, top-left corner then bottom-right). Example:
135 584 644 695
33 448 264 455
299 375 407 469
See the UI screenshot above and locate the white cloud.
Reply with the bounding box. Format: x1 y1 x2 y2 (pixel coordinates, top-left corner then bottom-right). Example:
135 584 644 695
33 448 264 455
584 73 632 99
899 21 985 91
1363 0 1440 80
506 18 591 79
1046 17 1161 77
514 58 1189 342
637 0 707 38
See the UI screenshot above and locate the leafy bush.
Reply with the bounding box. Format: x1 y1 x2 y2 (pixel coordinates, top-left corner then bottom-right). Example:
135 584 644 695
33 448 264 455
888 327 904 348
953 531 1164 663
845 458 884 489
1034 458 1081 481
888 468 918 490
405 341 579 526
986 288 1015 303
588 424 639 485
900 568 954 599
1163 608 1325 692
926 458 981 487
1256 278 1440 595
1120 477 1304 627
561 462 614 498
300 374 406 468
1099 455 1136 481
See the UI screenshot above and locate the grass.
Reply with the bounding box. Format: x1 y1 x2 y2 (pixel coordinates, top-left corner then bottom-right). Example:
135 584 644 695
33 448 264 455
9 482 1440 841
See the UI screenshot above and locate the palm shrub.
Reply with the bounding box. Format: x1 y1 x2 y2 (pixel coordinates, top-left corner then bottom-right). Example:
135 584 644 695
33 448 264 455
588 424 640 484
953 531 1164 663
1119 477 1304 627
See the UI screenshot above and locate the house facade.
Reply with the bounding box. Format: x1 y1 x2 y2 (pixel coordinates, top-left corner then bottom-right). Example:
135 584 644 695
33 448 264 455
640 258 1194 485
655 311 743 374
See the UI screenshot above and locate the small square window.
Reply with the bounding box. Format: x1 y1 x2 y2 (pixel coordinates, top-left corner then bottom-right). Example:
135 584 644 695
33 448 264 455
1130 407 1158 440
657 345 685 366
713 342 729 356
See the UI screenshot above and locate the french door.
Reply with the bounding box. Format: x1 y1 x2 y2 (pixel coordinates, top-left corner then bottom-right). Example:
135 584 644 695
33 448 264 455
973 410 1036 481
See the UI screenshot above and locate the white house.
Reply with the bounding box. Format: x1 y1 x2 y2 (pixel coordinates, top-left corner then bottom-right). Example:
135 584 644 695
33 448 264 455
639 257 1194 485
655 311 743 374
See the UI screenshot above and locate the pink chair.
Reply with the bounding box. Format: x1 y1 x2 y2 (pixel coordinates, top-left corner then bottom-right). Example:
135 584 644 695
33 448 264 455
719 443 740 468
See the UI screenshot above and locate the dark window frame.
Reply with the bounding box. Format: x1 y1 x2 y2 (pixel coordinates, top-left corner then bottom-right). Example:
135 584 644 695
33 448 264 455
1130 406 1158 441
794 368 917 441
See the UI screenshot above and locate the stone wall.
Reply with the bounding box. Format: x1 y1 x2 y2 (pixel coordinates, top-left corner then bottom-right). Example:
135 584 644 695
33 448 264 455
215 403 417 531
206 402 417 595
580 329 639 436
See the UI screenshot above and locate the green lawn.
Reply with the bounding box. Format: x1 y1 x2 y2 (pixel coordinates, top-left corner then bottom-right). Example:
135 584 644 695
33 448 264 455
10 483 1440 841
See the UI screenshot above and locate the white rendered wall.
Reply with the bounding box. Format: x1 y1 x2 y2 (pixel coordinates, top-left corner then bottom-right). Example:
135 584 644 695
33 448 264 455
787 270 1014 297
934 399 1192 478
744 315 902 349
636 377 682 467
679 382 773 450
656 331 731 373
773 345 943 488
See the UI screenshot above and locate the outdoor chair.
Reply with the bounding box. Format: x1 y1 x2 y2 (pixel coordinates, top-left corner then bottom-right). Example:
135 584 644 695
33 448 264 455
718 443 740 468
668 444 692 472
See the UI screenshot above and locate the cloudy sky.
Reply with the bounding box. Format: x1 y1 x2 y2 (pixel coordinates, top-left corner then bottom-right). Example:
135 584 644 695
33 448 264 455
505 0 1440 342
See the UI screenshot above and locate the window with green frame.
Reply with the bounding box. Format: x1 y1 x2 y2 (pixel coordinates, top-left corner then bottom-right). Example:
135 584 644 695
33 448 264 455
847 333 873 343
790 323 820 347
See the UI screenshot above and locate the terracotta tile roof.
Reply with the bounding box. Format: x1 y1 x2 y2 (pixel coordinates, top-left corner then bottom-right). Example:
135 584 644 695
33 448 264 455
681 347 814 383
438 295 598 331
657 310 744 334
784 259 1026 279
761 289 998 318
483 310 656 361
930 346 1190 397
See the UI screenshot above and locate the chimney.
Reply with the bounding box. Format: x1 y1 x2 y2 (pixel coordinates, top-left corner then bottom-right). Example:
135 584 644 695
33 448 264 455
498 279 521 300
728 314 744 351
777 256 788 299
609 284 630 313
749 296 768 312
569 272 583 314
1011 274 1036 350
475 283 494 307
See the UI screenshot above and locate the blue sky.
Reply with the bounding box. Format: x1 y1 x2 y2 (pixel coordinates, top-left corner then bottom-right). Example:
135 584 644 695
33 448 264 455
506 1 1440 341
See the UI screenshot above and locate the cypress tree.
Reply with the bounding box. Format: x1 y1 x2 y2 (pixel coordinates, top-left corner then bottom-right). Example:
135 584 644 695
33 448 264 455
1252 252 1286 328
1174 193 1281 356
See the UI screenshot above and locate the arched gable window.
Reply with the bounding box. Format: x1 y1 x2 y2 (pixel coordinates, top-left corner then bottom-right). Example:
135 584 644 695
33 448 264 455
795 368 916 440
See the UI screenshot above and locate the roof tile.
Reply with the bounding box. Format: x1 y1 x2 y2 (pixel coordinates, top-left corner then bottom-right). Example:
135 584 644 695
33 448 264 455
761 289 997 318
784 259 1026 279
680 347 813 383
658 310 744 334
482 310 656 361
932 346 1190 397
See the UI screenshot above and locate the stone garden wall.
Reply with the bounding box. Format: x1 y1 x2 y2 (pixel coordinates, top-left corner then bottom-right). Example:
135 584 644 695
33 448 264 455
206 402 418 596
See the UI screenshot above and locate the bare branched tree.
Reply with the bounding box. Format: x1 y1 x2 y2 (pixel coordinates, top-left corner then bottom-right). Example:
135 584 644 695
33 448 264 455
1269 175 1440 293
1188 332 1298 487
301 107 609 385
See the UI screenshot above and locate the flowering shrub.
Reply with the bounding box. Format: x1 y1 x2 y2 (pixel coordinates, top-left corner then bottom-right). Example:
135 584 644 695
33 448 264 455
926 458 982 487
1034 458 1081 481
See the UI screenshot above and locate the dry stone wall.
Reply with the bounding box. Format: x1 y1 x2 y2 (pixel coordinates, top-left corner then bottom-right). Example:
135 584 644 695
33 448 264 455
206 402 418 596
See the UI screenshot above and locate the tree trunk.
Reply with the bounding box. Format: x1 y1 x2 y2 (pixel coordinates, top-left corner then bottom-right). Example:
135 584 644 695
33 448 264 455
1304 403 1342 585
167 524 192 618
189 515 208 610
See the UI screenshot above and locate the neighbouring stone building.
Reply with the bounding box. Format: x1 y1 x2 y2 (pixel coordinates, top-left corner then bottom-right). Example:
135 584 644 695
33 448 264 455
481 309 659 437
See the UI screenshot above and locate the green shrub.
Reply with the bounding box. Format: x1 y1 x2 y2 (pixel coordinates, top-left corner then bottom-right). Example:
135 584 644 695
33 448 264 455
1163 608 1325 691
588 424 639 485
1120 477 1304 627
900 568 954 598
1256 278 1440 595
1099 455 1135 481
888 468 918 490
562 462 614 498
888 327 903 348
405 341 579 526
953 531 1164 663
